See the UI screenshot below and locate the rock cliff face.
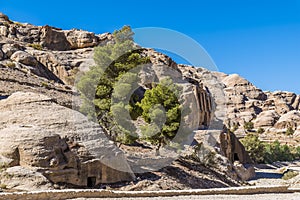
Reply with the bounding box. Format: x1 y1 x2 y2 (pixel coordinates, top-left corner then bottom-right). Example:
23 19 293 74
0 92 134 190
0 13 112 85
178 64 300 140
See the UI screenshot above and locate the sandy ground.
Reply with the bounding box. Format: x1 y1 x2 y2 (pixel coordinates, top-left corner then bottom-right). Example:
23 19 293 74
248 161 300 188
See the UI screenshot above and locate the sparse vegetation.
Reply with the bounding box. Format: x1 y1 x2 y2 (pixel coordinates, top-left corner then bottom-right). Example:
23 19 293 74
241 134 300 164
244 121 254 131
282 170 299 180
257 127 265 134
187 142 217 167
0 184 7 189
3 21 10 26
0 163 8 172
41 81 50 88
28 43 43 50
5 62 16 68
286 126 295 136
230 123 239 132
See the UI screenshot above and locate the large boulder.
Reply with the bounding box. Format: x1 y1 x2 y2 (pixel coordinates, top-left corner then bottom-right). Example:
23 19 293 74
222 74 267 101
40 25 71 51
0 92 135 190
66 29 99 49
233 161 256 181
1 43 24 58
274 110 300 129
253 110 280 128
40 26 101 51
0 12 9 23
10 50 38 66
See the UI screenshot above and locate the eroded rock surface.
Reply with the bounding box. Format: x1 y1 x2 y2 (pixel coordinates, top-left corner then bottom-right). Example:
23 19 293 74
0 92 135 190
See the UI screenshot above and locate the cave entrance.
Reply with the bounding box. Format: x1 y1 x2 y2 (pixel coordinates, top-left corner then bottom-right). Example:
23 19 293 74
234 153 239 161
87 177 96 187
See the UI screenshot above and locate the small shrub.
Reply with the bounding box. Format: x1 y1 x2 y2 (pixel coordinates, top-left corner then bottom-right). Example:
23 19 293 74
5 62 15 68
28 43 43 50
231 124 239 132
0 163 8 171
257 127 265 134
3 21 10 26
191 143 217 167
0 184 6 189
241 133 265 163
41 81 50 88
286 127 295 136
244 121 254 131
282 170 299 180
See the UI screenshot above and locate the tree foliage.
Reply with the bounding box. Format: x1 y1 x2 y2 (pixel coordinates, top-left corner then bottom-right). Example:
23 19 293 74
241 134 300 164
241 133 265 163
77 26 184 150
243 121 254 131
137 78 182 153
77 26 150 144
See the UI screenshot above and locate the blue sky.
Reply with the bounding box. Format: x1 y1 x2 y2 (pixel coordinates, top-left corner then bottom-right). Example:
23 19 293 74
1 0 300 93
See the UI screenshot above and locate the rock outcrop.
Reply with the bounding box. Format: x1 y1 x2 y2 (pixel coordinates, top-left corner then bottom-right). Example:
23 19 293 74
180 66 300 137
0 12 112 85
0 92 135 190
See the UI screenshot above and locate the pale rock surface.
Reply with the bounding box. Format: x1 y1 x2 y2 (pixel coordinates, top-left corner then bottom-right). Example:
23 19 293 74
274 110 300 129
253 110 280 128
0 92 135 190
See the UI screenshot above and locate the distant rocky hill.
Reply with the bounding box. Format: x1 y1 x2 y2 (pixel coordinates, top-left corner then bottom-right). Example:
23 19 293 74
180 65 300 141
0 12 298 191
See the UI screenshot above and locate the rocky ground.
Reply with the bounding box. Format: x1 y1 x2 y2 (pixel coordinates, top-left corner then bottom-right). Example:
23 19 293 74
249 161 300 188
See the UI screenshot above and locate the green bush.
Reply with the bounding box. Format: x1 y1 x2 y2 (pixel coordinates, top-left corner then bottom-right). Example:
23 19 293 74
28 43 43 50
242 134 300 164
0 184 6 189
5 62 15 68
230 124 239 132
286 126 295 136
282 170 299 180
257 127 265 134
241 133 265 163
244 121 254 131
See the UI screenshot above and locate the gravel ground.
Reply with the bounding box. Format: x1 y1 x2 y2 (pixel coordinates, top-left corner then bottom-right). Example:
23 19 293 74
69 193 300 200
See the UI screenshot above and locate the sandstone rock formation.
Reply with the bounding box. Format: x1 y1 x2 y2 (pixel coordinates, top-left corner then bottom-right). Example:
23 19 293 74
0 12 112 85
0 92 135 190
179 65 300 138
2 11 300 190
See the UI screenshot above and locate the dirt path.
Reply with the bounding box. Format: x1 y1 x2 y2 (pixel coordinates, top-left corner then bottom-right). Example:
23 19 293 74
249 161 300 187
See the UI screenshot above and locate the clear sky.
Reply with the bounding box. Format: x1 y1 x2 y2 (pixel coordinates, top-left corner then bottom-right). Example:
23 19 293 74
1 0 300 93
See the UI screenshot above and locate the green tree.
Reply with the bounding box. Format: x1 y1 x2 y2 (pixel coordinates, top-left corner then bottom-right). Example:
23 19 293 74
77 26 136 120
137 78 182 155
77 26 150 144
241 133 265 163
